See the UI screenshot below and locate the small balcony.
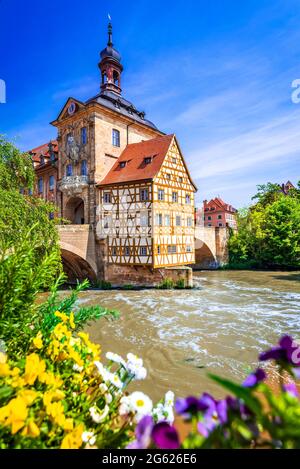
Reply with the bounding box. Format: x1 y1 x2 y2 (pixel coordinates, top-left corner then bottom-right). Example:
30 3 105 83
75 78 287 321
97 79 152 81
59 175 89 195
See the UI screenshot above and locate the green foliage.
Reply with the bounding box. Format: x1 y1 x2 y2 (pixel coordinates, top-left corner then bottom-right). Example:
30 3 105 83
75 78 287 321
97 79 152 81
122 284 134 290
158 278 175 289
0 136 62 356
97 280 112 290
39 277 119 335
228 181 300 268
175 279 185 289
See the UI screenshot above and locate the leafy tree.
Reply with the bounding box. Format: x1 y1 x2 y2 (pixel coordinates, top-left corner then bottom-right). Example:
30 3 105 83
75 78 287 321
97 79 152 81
0 136 62 353
228 181 300 268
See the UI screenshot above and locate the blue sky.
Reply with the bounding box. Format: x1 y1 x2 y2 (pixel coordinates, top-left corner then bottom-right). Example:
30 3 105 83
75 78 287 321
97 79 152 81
0 0 300 207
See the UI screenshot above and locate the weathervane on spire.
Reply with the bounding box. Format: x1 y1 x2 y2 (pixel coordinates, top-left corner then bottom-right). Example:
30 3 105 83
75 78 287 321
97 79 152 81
107 13 113 46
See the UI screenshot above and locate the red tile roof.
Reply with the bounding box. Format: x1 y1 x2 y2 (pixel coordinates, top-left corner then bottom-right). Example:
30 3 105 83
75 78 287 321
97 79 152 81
98 134 175 186
204 197 237 213
29 140 58 163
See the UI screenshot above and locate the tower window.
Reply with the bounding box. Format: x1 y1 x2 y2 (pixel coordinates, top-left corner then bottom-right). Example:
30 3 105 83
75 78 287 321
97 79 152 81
112 129 120 147
49 175 55 191
66 164 73 177
113 70 119 86
81 160 87 176
81 127 87 145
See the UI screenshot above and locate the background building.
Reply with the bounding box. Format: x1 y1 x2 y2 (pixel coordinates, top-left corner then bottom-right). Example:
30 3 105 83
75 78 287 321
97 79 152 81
202 197 237 230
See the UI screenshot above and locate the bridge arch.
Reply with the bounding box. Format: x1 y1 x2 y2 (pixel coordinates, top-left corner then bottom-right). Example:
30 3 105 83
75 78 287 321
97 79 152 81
194 238 218 269
60 242 97 284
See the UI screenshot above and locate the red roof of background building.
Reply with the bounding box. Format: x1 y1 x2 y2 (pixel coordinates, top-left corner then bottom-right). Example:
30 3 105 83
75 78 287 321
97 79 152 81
28 140 58 163
203 197 237 213
98 134 175 185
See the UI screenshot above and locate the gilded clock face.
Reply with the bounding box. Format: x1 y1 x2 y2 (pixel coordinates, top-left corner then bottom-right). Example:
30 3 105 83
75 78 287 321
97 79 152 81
68 102 76 115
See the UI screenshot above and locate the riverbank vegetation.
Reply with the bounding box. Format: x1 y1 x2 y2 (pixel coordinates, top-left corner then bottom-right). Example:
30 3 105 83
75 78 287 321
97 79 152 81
228 182 300 269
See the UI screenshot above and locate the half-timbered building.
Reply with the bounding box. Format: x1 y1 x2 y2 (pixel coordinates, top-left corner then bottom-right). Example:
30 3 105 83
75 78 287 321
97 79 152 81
97 134 197 268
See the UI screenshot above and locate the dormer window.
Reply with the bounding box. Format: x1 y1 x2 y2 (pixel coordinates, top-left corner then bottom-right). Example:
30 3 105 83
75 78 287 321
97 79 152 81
119 161 127 168
144 157 152 165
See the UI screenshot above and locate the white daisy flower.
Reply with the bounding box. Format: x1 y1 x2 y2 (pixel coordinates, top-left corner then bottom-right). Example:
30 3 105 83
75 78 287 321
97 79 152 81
165 390 175 407
105 392 112 404
126 353 143 368
108 372 123 389
94 361 110 381
119 396 131 416
82 431 96 445
89 405 109 423
106 352 126 367
99 383 108 393
127 363 147 380
73 364 83 372
128 391 153 418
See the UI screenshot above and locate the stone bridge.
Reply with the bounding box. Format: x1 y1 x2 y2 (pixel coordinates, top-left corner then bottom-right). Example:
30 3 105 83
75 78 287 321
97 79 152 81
57 224 230 283
194 225 230 269
57 225 100 283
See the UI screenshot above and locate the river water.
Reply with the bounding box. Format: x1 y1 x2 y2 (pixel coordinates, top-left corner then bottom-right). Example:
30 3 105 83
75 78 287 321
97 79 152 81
79 271 300 402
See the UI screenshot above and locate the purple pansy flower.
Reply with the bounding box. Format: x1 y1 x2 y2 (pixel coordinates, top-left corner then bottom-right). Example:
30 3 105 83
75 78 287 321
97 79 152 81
151 422 180 449
283 383 299 398
175 395 206 418
259 335 300 366
127 415 154 449
242 368 266 387
197 394 228 437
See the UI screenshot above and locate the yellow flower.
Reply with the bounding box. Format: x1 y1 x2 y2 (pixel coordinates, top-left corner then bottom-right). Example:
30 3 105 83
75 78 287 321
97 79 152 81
39 370 63 388
54 310 69 323
32 332 43 350
0 352 7 364
60 423 84 449
53 322 71 341
24 353 46 385
67 347 84 367
63 418 74 431
21 420 40 438
46 401 66 426
18 390 38 406
0 363 11 377
2 397 28 434
69 312 75 329
43 390 65 407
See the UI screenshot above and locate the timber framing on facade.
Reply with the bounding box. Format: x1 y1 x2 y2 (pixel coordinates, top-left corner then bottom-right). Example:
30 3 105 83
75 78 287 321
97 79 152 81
97 134 197 268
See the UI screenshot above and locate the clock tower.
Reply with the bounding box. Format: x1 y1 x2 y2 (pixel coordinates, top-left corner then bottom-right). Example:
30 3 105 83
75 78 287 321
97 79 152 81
98 21 123 95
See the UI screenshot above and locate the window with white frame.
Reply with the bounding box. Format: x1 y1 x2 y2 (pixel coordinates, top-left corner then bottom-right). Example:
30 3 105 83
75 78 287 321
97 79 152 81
187 217 193 227
172 191 178 203
140 188 149 201
38 177 43 194
112 247 117 256
156 213 163 226
140 212 148 227
103 192 111 203
186 245 192 252
157 245 161 254
165 214 170 226
124 246 130 256
176 215 181 226
81 127 87 145
167 245 177 254
49 175 55 191
158 189 164 201
185 193 191 204
140 246 147 256
112 129 120 147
